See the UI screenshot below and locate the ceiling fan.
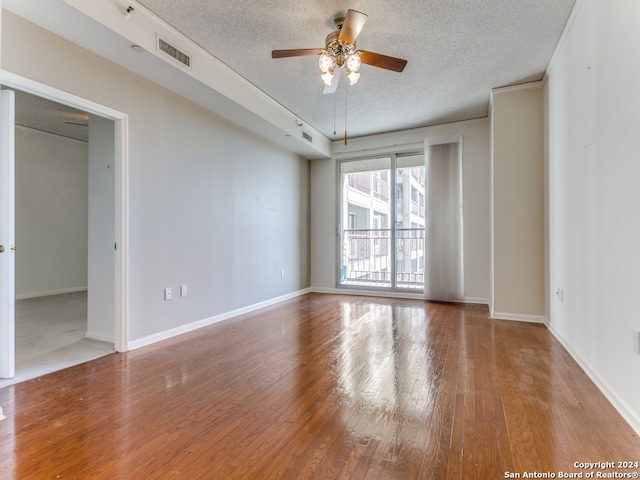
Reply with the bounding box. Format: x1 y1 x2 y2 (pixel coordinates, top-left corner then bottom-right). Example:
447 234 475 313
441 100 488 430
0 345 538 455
271 9 407 94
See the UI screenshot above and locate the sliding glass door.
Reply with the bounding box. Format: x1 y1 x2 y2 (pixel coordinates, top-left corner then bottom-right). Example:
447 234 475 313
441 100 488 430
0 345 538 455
338 153 425 291
395 154 426 289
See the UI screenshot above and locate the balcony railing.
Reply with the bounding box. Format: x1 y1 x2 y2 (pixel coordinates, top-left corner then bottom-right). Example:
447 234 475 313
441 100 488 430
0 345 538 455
341 228 425 290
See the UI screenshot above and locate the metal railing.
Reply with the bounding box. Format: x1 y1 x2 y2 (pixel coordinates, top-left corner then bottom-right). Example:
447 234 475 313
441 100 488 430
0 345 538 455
341 228 425 289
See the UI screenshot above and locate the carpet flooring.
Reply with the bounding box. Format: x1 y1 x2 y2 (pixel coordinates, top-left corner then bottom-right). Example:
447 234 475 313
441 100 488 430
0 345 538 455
0 291 114 389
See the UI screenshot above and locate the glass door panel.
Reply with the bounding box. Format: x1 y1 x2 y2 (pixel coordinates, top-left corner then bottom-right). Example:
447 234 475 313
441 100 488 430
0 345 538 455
395 154 425 290
339 158 392 288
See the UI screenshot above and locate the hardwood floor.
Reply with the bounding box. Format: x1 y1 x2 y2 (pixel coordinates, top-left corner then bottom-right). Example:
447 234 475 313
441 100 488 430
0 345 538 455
0 293 638 479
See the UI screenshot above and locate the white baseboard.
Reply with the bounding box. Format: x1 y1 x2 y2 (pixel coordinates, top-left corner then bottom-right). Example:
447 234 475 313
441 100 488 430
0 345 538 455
491 310 548 324
547 324 640 436
463 297 490 305
128 288 312 351
16 286 88 300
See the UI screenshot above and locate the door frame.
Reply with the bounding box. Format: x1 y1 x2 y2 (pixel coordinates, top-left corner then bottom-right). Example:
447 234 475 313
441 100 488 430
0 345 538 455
0 69 130 352
336 153 427 294
0 89 15 378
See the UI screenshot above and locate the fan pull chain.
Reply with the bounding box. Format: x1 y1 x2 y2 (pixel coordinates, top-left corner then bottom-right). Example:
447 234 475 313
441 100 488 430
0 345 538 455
333 91 337 136
344 88 348 145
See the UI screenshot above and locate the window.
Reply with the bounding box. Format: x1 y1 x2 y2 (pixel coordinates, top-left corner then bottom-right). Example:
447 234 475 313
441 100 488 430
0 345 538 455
373 213 387 229
339 153 425 291
348 213 357 230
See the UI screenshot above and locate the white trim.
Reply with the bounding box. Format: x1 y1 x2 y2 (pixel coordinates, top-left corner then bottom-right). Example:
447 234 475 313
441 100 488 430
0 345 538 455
16 286 87 300
489 97 495 315
545 0 586 77
547 324 640 436
114 115 129 353
0 89 16 379
0 70 125 120
0 69 130 353
128 288 312 351
332 117 488 159
491 80 544 97
425 134 463 146
490 311 548 324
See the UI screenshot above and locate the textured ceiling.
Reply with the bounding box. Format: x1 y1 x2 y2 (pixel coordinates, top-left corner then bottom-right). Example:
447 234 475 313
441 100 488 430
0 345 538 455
4 88 89 142
137 0 576 140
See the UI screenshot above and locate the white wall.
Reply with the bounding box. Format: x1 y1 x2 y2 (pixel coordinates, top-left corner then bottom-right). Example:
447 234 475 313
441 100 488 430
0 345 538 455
2 12 310 343
14 125 88 298
311 118 491 303
87 114 115 342
490 84 545 321
546 0 640 431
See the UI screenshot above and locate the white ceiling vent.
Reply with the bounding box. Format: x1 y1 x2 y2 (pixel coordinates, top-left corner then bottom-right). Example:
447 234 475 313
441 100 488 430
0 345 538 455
302 131 313 143
157 37 191 68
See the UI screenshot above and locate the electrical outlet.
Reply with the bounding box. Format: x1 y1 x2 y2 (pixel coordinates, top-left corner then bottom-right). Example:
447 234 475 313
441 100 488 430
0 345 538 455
180 284 188 297
556 287 564 302
164 287 172 300
633 331 640 355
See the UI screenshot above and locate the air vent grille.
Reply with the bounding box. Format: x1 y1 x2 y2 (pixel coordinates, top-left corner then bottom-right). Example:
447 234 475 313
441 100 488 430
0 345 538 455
157 37 191 68
302 131 313 143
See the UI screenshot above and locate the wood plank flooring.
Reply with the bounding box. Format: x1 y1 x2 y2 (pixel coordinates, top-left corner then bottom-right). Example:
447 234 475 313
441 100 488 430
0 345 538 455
1 293 639 479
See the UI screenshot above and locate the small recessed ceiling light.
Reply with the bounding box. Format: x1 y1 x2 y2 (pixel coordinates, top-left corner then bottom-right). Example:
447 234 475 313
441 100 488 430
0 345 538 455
131 45 145 53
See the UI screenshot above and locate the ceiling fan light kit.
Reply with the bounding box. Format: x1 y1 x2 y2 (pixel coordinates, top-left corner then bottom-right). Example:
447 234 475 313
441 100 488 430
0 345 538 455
272 9 407 93
271 8 407 145
318 21 362 86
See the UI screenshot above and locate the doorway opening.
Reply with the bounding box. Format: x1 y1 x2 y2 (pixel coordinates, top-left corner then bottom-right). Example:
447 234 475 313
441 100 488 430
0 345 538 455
0 72 129 386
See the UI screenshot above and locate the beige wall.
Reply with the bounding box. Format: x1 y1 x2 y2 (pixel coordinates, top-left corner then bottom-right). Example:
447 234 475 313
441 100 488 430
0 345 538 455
546 0 640 432
2 12 310 343
15 126 88 298
86 114 116 342
490 84 545 321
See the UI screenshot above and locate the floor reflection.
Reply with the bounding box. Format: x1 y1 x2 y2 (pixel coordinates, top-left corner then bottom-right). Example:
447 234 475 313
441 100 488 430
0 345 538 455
2 295 639 478
333 300 435 451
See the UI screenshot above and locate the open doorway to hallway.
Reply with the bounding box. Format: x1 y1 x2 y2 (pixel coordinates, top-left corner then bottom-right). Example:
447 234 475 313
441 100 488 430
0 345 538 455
0 88 115 388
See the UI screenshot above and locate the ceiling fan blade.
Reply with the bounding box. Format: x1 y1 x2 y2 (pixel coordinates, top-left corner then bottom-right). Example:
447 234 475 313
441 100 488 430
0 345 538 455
339 9 368 45
359 50 408 72
323 66 342 94
272 48 322 58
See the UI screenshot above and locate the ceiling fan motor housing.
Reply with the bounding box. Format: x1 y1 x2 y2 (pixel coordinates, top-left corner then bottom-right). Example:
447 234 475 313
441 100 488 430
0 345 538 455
324 31 356 67
271 9 407 79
